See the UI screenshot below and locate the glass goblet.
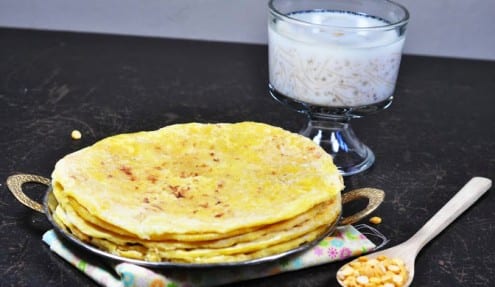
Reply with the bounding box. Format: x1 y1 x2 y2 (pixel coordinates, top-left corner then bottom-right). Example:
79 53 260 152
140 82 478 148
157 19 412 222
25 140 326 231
268 0 409 176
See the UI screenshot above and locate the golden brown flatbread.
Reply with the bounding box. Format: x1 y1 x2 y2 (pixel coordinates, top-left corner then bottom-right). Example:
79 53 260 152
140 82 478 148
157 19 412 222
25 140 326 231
50 122 344 263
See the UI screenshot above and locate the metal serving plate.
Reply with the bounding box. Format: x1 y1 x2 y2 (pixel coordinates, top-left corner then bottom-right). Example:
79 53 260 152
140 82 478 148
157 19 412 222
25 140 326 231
7 173 384 269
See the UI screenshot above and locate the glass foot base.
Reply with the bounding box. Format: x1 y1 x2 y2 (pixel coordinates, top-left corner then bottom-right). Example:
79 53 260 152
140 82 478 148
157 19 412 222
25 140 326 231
300 120 375 176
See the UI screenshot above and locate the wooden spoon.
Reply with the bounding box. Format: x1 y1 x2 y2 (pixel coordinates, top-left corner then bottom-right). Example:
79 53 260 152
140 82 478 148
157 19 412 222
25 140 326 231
337 177 492 287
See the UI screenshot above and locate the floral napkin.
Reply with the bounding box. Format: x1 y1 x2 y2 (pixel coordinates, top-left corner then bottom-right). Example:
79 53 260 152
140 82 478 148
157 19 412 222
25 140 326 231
42 224 385 287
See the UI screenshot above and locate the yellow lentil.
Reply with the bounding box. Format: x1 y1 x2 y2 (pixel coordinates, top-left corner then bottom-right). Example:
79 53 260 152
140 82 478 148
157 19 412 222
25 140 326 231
71 130 82 140
369 216 383 225
337 255 408 287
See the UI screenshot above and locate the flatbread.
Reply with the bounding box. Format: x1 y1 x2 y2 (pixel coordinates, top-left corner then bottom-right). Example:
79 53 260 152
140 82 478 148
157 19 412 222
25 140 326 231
50 122 344 263
54 199 340 262
59 198 339 248
52 122 343 238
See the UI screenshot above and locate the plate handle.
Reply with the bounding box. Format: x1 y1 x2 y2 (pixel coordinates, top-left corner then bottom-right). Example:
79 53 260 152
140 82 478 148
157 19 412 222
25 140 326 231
5 174 384 224
6 174 50 214
340 188 385 225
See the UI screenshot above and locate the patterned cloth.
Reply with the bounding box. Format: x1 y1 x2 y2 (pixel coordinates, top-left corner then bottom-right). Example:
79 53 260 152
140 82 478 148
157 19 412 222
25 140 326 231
42 225 382 287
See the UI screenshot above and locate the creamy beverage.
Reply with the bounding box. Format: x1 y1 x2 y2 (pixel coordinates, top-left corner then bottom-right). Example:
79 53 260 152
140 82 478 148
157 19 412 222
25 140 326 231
269 11 406 107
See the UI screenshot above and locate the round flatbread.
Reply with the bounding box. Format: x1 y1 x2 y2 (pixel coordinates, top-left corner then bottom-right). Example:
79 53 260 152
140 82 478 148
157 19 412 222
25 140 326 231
50 122 344 263
52 122 343 239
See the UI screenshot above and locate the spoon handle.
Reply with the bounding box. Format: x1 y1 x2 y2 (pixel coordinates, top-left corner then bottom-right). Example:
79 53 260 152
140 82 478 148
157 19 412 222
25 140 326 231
407 177 492 253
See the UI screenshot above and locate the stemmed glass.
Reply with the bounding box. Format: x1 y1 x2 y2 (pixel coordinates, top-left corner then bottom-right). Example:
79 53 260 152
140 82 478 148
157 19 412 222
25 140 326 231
268 0 409 175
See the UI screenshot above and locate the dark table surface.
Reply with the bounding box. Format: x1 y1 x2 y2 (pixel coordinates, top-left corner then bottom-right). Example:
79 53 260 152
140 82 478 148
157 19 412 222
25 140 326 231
1 28 494 287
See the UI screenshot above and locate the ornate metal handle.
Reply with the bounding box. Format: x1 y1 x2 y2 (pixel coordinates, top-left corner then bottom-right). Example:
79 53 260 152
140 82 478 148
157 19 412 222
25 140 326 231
6 174 50 213
340 187 385 225
6 173 384 225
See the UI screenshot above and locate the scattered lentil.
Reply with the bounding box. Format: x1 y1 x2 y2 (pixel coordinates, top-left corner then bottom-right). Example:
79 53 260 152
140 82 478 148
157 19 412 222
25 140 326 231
369 216 383 225
71 130 82 140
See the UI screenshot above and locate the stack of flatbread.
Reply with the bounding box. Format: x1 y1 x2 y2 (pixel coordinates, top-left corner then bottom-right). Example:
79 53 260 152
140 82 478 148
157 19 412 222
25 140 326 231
51 122 344 263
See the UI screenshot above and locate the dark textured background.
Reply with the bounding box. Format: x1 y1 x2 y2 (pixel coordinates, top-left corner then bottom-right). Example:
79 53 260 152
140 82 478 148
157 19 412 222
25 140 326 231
1 28 494 286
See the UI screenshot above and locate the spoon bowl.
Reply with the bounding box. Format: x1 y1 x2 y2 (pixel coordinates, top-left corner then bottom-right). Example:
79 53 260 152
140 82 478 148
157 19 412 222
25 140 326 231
337 177 492 287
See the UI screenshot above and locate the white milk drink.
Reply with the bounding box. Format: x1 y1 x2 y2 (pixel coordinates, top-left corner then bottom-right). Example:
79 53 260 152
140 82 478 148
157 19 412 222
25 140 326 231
269 11 406 107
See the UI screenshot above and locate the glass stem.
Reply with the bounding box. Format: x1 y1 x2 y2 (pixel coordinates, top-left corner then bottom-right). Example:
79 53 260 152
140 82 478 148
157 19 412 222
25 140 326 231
300 114 374 176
